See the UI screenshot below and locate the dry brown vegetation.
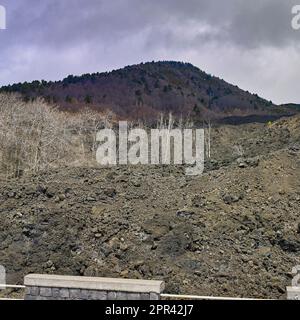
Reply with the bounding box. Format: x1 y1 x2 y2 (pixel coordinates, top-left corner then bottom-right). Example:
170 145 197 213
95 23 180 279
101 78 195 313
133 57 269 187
0 94 113 179
0 94 211 180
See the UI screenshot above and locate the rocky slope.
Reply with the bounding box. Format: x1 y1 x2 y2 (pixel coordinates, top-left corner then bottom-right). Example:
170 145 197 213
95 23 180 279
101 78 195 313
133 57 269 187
0 115 300 299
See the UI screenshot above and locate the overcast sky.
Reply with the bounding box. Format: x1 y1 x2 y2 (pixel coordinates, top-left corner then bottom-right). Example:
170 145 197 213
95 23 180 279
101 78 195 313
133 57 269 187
0 0 299 104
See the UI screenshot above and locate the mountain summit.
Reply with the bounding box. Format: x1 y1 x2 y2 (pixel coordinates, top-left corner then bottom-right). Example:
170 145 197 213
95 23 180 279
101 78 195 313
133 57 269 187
0 61 294 122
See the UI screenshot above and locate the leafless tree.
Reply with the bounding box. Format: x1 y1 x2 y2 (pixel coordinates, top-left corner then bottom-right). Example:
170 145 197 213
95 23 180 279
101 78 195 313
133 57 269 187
0 94 71 178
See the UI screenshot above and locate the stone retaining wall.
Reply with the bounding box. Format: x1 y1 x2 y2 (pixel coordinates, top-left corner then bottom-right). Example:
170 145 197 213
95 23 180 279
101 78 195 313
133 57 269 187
24 274 165 301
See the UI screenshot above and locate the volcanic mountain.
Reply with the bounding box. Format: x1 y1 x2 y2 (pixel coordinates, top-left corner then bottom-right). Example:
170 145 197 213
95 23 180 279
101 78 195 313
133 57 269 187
0 61 296 122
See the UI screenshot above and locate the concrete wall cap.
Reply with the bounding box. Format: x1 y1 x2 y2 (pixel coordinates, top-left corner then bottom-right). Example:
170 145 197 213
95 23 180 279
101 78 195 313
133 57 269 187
24 274 165 293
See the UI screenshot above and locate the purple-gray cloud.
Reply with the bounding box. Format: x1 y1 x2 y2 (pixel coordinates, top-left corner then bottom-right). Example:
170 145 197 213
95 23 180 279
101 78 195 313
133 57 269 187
0 0 299 104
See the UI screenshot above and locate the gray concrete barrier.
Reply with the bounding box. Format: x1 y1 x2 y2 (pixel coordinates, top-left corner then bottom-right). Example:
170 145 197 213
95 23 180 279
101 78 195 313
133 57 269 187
24 274 165 300
287 287 300 300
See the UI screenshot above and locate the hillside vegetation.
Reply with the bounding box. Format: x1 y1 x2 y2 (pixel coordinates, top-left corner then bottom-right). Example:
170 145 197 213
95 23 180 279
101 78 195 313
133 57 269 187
1 61 294 122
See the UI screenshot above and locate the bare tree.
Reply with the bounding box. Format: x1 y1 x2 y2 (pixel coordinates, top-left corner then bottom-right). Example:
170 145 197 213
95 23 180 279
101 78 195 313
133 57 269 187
203 118 212 159
0 94 71 178
68 108 113 165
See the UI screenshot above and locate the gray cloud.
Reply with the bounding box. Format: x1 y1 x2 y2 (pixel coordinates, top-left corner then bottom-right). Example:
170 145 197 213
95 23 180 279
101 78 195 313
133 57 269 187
0 0 299 103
